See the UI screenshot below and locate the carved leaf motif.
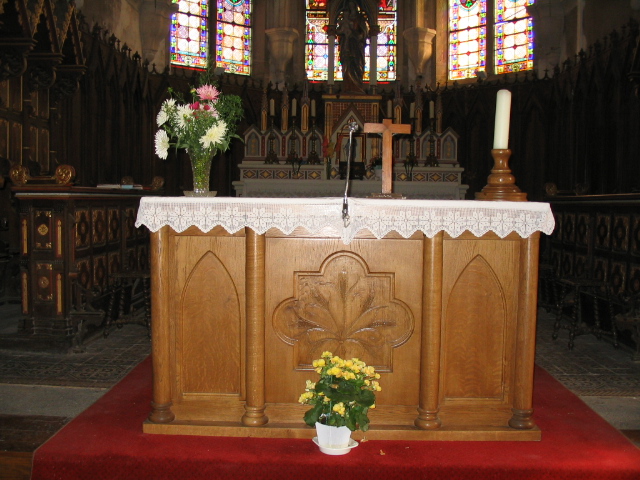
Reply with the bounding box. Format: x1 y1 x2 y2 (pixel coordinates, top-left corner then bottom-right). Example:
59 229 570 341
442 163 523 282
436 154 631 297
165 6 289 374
273 252 413 371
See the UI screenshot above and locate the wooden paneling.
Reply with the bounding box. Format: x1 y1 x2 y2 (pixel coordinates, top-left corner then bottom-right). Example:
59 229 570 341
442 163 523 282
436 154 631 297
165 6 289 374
168 231 246 419
15 189 152 348
546 195 640 297
265 236 422 410
145 227 540 440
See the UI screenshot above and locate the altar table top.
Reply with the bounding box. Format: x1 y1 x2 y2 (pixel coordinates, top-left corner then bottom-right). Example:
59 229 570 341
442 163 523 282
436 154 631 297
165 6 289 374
136 197 555 244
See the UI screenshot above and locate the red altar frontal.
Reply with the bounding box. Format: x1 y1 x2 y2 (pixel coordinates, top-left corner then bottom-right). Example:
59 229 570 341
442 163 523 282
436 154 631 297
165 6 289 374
135 197 554 441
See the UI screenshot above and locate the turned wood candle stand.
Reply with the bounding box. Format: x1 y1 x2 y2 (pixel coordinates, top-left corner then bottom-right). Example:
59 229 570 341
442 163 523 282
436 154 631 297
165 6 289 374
476 149 527 202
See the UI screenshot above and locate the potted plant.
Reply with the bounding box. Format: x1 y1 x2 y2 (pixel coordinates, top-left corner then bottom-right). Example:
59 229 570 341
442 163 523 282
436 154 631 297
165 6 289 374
299 351 381 454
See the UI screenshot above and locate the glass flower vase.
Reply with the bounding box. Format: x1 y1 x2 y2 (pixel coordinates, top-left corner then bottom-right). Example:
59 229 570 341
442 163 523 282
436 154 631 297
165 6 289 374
187 153 213 197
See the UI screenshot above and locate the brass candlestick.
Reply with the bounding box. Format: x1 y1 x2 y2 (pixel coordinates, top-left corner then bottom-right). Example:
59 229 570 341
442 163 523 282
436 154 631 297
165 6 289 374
475 149 527 201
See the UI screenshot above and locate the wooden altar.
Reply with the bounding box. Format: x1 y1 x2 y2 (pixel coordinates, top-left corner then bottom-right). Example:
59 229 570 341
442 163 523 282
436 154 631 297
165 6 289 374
136 198 554 441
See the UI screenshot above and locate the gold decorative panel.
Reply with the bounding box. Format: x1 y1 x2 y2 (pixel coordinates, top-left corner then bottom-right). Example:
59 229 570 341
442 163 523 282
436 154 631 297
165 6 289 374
108 252 122 279
595 214 611 250
108 208 121 243
273 252 414 372
92 209 107 245
75 259 91 288
35 263 53 301
137 245 149 271
124 207 136 239
93 255 107 289
629 265 640 295
592 257 608 284
562 213 575 244
34 210 52 250
560 250 574 277
75 209 90 248
574 254 588 277
611 215 630 252
609 262 627 296
576 213 590 247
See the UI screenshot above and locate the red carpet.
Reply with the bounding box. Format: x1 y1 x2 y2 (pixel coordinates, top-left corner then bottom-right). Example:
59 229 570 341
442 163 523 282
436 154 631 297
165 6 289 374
32 357 640 480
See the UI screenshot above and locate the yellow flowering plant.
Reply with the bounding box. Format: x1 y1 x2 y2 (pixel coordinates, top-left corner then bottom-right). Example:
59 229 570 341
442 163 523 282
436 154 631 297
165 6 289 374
299 351 381 432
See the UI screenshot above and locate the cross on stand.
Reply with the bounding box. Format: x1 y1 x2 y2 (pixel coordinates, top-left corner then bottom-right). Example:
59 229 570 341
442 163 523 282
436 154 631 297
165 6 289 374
363 118 411 197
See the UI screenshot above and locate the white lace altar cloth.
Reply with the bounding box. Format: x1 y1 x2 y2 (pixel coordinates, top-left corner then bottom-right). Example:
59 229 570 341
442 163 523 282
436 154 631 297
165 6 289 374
136 197 555 245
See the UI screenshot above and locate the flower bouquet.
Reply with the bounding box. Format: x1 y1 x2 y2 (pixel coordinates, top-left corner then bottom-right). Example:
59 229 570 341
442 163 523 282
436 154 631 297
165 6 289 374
154 69 243 195
299 351 380 433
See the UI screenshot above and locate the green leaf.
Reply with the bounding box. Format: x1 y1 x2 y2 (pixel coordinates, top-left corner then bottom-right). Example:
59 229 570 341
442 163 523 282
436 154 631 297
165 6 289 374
303 402 323 427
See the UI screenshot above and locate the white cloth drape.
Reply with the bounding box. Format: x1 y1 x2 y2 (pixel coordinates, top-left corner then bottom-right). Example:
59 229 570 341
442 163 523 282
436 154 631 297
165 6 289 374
136 197 555 245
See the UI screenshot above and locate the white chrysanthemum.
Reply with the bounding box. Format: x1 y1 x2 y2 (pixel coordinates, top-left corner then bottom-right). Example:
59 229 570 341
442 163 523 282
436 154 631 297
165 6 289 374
155 129 170 159
199 120 227 149
156 109 168 127
175 104 192 129
163 98 176 109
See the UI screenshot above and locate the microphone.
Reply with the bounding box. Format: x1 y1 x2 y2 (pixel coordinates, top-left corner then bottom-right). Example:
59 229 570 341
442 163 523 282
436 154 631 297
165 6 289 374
342 121 359 226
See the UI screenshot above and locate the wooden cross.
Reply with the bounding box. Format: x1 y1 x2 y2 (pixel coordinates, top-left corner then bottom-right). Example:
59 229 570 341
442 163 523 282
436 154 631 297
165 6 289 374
364 119 411 195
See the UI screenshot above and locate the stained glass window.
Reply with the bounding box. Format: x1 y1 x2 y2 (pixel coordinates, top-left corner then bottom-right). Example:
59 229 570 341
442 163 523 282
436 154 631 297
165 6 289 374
305 0 331 81
449 0 487 80
170 0 252 75
170 0 209 69
494 0 534 74
365 0 397 82
215 0 252 75
448 0 534 80
305 0 397 82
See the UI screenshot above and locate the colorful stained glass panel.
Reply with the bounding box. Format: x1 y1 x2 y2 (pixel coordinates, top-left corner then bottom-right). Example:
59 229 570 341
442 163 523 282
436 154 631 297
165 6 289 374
305 1 331 81
364 0 396 82
449 0 487 80
494 0 535 74
215 0 252 75
170 0 209 69
305 0 396 82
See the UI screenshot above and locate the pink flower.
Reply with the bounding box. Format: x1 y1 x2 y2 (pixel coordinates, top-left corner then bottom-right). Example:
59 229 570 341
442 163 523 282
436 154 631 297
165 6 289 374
203 104 211 111
190 102 200 110
197 84 220 101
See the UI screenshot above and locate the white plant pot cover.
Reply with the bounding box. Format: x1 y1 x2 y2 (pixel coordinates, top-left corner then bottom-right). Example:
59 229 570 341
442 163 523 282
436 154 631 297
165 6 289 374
315 422 352 449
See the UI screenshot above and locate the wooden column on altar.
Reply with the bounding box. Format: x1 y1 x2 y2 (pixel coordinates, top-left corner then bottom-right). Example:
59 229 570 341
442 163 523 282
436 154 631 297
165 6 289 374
139 198 552 441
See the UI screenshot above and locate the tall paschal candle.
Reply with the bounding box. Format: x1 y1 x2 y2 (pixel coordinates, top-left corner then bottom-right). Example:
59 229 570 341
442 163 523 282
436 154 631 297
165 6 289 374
493 89 512 149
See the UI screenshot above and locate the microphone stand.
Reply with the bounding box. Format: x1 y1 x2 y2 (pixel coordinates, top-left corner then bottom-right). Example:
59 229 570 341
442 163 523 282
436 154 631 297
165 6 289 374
342 121 359 226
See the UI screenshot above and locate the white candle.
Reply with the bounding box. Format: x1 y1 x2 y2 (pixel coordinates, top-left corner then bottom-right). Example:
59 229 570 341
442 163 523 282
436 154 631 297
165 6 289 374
269 99 275 116
292 98 297 116
429 101 435 119
493 89 512 149
387 100 392 118
311 99 316 117
409 102 415 118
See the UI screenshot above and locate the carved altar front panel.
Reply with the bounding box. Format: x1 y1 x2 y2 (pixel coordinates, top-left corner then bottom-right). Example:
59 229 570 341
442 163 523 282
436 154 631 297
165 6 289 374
167 228 248 423
266 236 422 409
144 224 542 440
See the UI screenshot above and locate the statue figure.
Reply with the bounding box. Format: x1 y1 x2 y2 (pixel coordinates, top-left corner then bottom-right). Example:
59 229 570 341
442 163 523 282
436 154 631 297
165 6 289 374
336 0 370 94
